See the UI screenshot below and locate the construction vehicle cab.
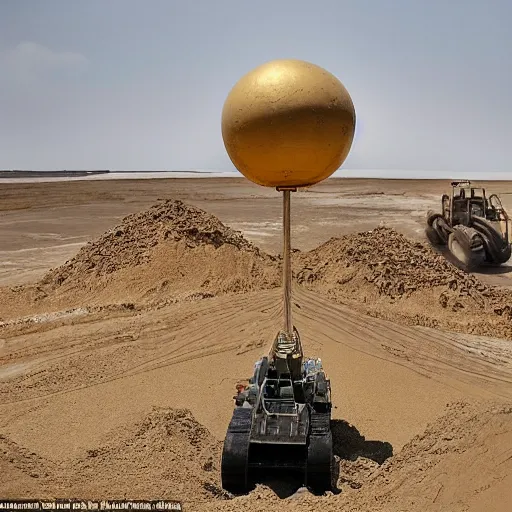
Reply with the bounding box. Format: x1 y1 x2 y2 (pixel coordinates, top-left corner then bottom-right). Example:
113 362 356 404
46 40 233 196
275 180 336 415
445 181 488 223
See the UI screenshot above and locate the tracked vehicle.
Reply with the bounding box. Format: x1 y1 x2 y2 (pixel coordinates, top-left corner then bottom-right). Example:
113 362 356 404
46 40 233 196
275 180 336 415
426 180 511 270
221 327 333 494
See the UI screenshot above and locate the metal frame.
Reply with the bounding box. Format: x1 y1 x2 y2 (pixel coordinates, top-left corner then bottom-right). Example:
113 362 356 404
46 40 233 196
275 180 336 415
256 377 300 417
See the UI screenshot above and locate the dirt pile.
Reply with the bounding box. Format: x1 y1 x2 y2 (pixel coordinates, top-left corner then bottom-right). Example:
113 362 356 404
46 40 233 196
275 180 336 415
1 407 227 503
42 200 263 283
66 407 226 501
296 226 512 339
347 400 512 511
0 201 280 316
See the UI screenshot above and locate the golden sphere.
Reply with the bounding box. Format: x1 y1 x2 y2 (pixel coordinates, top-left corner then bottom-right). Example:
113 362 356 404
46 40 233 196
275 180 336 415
221 59 356 188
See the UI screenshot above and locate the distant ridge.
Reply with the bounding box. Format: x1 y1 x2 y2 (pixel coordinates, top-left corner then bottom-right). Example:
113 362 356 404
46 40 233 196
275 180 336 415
0 170 110 178
1 169 509 181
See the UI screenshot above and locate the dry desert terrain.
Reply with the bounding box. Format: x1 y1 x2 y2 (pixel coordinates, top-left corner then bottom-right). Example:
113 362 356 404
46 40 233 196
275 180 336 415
1 177 512 511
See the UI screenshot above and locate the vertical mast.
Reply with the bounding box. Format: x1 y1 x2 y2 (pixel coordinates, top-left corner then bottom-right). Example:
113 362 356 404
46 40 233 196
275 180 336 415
280 187 295 335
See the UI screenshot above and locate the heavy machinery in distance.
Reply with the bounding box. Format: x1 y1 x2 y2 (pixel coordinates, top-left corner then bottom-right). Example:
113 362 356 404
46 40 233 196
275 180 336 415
426 180 511 270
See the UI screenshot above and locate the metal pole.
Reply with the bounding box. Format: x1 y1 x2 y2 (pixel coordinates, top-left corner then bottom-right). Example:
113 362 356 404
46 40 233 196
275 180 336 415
282 189 292 334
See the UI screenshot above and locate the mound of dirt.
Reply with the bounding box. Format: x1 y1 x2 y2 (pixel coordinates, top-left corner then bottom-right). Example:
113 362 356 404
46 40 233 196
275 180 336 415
42 200 263 284
0 201 280 317
1 407 227 502
348 400 512 512
66 407 227 501
296 226 512 339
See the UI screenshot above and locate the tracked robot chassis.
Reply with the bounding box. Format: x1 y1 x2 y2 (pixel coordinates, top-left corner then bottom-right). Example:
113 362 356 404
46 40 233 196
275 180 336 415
221 328 333 494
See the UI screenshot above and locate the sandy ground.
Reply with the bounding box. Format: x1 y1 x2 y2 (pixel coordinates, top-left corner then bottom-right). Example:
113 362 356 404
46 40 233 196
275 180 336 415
1 177 512 511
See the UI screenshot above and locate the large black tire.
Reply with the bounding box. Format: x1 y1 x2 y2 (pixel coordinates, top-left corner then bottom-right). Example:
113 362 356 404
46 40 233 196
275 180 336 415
426 211 444 227
221 408 252 493
426 211 450 245
448 226 485 271
306 411 333 494
425 225 444 246
471 217 512 265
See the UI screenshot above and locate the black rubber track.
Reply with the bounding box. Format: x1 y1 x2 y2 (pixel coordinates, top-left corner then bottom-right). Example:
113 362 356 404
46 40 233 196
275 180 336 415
221 408 252 493
306 411 333 494
425 225 444 246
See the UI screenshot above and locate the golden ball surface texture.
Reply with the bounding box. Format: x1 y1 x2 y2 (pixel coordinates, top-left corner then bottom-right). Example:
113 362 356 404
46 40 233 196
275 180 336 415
221 59 356 188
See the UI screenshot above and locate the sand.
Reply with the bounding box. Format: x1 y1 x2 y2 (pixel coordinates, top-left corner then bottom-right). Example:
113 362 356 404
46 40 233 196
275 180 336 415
1 177 512 511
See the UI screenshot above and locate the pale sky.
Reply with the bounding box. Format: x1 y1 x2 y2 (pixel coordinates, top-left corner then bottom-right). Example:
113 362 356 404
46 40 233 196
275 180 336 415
0 0 510 174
